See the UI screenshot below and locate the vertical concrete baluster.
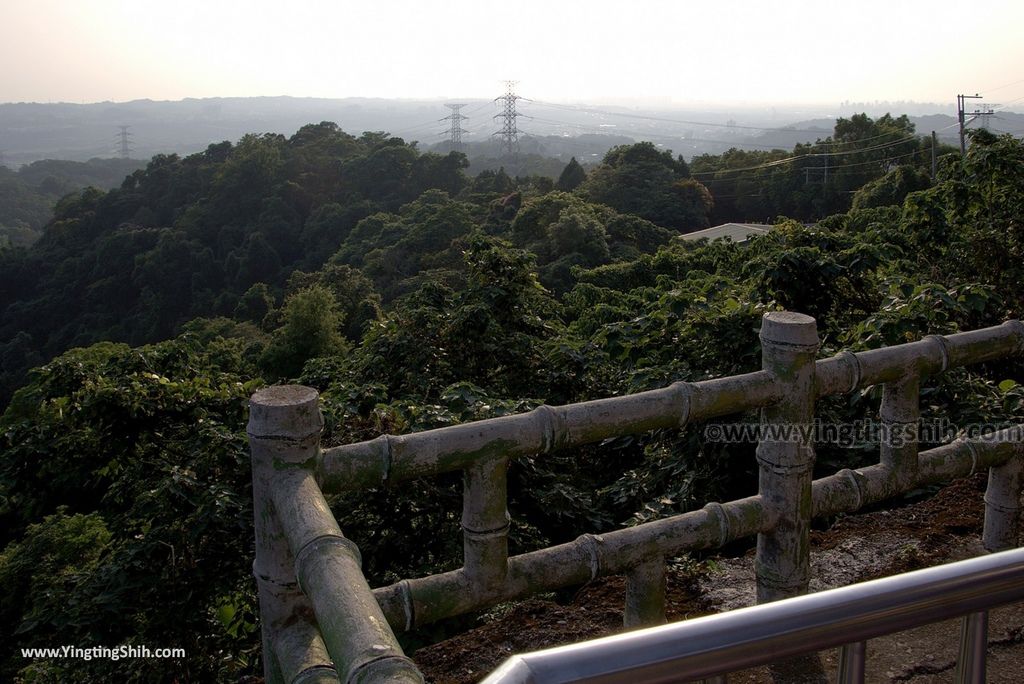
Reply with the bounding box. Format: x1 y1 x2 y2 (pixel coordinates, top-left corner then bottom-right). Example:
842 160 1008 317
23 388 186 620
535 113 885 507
983 456 1024 551
880 374 921 494
755 311 819 604
624 557 667 628
249 385 331 684
462 457 510 589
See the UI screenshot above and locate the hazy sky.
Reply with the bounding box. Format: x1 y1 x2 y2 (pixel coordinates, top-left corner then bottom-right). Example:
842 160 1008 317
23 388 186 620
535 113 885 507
3 0 1023 107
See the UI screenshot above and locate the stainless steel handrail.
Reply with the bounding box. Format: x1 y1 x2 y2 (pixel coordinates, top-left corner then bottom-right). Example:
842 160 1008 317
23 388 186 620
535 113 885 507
481 548 1024 684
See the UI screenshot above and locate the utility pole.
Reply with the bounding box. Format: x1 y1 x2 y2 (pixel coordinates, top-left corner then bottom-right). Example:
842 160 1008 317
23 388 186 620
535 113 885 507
931 131 938 179
494 81 520 158
822 141 829 185
442 103 469 152
957 94 993 155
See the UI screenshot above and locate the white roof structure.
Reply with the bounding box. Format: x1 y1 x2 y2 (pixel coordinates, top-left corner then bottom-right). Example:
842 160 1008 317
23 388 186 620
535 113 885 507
679 222 774 243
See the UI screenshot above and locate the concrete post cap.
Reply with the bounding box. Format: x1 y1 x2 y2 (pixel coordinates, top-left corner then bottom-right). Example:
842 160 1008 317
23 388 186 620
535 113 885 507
248 385 323 440
760 311 819 348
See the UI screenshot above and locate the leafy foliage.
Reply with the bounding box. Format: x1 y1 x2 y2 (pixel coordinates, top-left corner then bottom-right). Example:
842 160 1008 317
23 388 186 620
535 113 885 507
1 338 260 682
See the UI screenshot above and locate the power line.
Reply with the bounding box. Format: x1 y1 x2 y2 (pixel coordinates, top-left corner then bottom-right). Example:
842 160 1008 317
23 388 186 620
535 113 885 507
524 116 789 150
799 148 927 171
388 100 498 139
692 119 963 179
522 97 955 154
390 118 449 136
983 77 1024 95
524 115 930 164
690 139 919 179
523 98 834 135
991 93 1024 112
695 146 930 184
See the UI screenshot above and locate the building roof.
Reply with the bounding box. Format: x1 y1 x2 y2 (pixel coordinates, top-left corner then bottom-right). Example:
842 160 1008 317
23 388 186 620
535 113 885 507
679 222 774 243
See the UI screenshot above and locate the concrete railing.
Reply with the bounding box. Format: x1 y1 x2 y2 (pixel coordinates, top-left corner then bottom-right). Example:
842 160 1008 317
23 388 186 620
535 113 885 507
248 313 1024 684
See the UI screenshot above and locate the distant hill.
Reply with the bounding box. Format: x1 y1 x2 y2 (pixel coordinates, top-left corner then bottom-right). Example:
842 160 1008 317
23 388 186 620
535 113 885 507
752 112 1024 149
0 97 474 166
3 97 1020 168
0 157 144 247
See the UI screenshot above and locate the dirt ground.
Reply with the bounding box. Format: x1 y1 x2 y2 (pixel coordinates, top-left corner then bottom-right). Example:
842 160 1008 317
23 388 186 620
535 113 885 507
412 474 1024 683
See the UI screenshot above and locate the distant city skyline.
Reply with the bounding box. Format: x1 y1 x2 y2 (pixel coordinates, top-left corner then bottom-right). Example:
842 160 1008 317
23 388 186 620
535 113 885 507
2 0 1023 109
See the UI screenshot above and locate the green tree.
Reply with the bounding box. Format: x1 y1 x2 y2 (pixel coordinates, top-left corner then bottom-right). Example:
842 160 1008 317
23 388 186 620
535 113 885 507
671 178 715 232
332 190 477 300
260 285 348 379
234 282 275 324
851 165 932 209
352 236 561 398
286 264 382 341
555 157 587 191
580 142 711 230
509 192 673 291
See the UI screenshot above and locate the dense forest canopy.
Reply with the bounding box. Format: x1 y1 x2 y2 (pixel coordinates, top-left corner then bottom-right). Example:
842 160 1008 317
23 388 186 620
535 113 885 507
0 115 1021 681
0 157 144 249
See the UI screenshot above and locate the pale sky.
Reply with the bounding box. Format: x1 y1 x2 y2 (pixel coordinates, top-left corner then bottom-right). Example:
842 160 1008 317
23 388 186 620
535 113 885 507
2 0 1023 107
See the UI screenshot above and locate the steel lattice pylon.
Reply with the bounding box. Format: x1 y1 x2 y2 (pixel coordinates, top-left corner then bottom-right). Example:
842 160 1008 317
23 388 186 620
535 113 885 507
442 103 469 152
494 80 519 158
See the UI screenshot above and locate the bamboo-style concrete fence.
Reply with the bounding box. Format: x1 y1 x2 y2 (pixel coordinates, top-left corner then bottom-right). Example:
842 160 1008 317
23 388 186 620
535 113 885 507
248 312 1024 684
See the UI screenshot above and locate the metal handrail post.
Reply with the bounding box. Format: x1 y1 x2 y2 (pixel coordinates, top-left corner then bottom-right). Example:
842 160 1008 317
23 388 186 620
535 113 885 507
836 641 866 684
954 610 989 684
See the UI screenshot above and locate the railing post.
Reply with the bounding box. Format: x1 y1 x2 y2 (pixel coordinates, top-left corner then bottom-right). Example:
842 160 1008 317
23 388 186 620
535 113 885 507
879 374 920 493
837 641 867 684
272 471 422 683
755 312 819 603
624 557 667 628
463 457 510 590
954 610 989 684
983 455 1023 551
249 385 333 684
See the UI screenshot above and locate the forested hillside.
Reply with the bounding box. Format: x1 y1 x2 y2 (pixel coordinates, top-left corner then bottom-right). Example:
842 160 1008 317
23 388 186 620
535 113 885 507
0 157 144 248
0 118 1022 681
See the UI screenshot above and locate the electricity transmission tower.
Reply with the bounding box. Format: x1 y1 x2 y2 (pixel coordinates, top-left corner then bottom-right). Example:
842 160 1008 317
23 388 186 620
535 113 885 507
116 125 133 159
442 103 469 152
494 81 520 158
957 94 994 155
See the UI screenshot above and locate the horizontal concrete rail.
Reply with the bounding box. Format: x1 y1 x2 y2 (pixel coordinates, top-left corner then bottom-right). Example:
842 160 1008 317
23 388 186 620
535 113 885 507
318 371 780 491
318 321 1024 492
